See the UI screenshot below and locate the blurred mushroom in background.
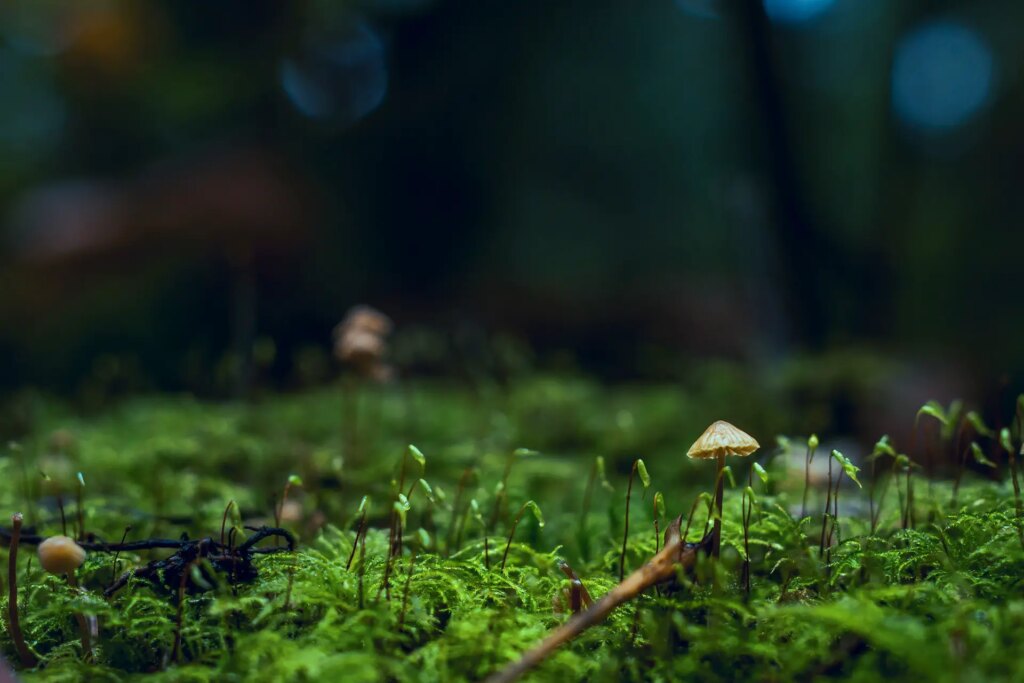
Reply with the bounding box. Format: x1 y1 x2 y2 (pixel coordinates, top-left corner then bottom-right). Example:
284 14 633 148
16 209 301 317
333 304 394 382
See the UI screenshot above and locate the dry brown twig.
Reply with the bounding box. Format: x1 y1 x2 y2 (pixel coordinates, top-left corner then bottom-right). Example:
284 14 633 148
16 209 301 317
486 516 712 683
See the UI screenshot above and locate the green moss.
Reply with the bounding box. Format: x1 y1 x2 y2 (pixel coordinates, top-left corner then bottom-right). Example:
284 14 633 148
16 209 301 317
1 380 1023 681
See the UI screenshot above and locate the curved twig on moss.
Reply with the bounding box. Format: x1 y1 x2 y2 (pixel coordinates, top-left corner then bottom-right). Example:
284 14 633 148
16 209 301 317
487 517 713 683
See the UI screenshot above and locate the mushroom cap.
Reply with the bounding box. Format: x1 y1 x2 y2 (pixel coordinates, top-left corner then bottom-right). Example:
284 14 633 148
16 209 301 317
335 305 393 338
687 420 760 459
37 535 87 574
335 328 386 365
279 499 304 523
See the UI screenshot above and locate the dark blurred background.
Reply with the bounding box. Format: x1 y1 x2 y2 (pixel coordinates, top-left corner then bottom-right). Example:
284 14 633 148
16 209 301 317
1 0 1022 409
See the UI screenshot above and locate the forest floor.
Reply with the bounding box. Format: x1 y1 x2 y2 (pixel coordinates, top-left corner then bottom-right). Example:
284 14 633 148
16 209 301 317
1 378 1022 681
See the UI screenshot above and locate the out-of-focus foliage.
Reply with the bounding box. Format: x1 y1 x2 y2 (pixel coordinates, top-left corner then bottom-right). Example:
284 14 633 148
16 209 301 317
2 0 1024 391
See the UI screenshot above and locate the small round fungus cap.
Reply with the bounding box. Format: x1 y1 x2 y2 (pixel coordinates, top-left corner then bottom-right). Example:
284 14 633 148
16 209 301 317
336 305 393 338
38 535 87 574
336 328 386 366
687 420 760 460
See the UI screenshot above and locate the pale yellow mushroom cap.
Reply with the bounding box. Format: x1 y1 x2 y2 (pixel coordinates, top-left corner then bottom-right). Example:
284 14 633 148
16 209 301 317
37 535 87 574
687 420 760 459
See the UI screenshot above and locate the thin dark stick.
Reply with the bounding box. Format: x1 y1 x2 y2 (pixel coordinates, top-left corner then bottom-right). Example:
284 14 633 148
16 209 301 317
346 511 366 571
392 451 410 552
902 466 913 529
826 470 844 577
7 514 37 667
379 528 397 601
108 525 132 590
818 454 833 556
828 473 840 547
869 456 878 534
801 439 816 519
357 527 367 609
743 467 752 594
501 503 536 572
385 447 419 591
397 550 418 630
654 516 660 554
893 460 905 531
220 500 235 547
713 454 725 558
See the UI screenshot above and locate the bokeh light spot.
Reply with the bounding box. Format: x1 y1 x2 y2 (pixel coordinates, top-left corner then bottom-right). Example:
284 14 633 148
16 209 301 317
280 20 387 126
763 0 836 23
0 49 66 160
891 20 994 131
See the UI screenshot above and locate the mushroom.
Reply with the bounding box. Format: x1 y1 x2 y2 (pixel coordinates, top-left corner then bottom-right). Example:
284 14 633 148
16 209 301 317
38 535 87 575
37 536 93 657
687 420 760 557
332 304 394 381
335 328 386 369
336 305 393 338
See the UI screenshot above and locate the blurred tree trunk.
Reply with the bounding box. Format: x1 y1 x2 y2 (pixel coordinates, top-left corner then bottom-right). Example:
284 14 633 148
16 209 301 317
734 0 829 348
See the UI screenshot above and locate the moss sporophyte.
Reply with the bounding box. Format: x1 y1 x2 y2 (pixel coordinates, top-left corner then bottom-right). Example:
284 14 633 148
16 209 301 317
2 388 1024 681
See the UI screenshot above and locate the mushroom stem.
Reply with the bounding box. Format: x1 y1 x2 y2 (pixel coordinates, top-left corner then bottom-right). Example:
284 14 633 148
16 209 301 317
713 453 725 558
65 572 93 659
7 513 37 668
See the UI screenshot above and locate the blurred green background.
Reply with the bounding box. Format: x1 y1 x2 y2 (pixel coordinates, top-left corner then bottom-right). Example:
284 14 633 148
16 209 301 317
0 0 1021 407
